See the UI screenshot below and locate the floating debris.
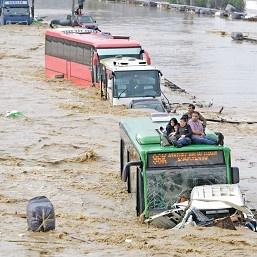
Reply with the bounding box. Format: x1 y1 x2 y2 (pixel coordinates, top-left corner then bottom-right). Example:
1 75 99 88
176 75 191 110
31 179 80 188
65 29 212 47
5 110 24 119
27 196 55 232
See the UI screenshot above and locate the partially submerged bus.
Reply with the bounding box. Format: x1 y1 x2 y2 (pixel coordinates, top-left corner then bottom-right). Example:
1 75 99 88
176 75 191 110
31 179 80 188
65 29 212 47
120 115 239 219
100 56 162 106
45 28 151 87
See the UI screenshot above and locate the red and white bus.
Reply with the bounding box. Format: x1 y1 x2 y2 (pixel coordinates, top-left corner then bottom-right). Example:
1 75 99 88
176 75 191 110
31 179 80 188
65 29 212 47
45 28 151 87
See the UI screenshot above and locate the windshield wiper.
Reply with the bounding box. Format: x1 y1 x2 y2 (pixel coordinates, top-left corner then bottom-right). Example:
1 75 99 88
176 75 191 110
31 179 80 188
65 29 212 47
118 88 128 99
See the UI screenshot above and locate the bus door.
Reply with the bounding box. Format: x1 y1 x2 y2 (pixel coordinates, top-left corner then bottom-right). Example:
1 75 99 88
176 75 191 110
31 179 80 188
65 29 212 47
106 71 114 104
100 64 107 100
92 51 100 85
100 67 113 102
120 138 144 215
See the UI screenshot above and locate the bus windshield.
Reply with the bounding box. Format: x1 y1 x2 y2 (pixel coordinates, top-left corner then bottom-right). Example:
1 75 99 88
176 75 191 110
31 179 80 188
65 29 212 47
113 70 161 98
97 47 141 59
147 166 227 214
4 7 29 15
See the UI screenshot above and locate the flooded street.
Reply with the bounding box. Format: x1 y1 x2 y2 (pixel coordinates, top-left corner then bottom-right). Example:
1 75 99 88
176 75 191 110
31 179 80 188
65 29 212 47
0 0 257 256
38 0 257 119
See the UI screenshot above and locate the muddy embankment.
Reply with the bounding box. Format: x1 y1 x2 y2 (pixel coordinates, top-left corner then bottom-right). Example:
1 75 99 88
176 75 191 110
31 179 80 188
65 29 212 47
0 25 257 257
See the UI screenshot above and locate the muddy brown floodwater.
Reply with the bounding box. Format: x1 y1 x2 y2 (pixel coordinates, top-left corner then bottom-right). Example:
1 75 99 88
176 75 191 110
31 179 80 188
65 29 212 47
0 24 257 257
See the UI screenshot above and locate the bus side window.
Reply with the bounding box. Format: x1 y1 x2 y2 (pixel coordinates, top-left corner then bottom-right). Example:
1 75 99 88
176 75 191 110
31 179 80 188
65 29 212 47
46 36 64 59
45 35 53 56
63 40 71 60
56 39 64 59
83 46 92 66
70 42 77 63
77 44 84 64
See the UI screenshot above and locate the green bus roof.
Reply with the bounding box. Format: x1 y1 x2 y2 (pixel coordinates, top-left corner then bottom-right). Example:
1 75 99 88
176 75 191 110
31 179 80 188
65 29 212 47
120 116 230 155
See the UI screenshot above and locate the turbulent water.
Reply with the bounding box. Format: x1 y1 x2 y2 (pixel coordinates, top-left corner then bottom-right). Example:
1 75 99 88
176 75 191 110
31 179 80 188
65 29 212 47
0 1 257 256
36 0 257 120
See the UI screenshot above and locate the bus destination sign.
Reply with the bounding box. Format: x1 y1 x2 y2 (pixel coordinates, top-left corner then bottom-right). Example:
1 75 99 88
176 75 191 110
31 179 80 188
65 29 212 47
148 151 224 168
4 1 28 5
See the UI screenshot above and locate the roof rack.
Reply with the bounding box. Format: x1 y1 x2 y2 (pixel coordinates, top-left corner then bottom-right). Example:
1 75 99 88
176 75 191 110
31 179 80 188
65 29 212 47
56 28 97 34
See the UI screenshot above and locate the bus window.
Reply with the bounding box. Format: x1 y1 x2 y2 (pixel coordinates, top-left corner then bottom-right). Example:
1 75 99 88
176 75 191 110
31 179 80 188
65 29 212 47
97 47 142 59
45 36 52 56
70 42 77 63
57 40 64 59
147 166 227 212
77 44 84 64
83 47 93 66
113 70 161 98
63 41 71 60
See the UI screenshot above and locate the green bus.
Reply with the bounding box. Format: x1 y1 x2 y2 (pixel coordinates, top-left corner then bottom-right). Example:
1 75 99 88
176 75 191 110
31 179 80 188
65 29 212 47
120 115 239 219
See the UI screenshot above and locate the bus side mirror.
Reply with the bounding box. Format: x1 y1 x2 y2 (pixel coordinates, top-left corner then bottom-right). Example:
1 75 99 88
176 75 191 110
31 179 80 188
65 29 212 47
142 49 151 65
109 72 115 80
231 167 239 184
122 161 142 182
158 70 163 77
166 105 171 113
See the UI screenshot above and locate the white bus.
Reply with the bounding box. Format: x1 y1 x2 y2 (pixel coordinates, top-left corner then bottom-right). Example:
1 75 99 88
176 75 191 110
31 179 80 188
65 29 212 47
100 57 162 106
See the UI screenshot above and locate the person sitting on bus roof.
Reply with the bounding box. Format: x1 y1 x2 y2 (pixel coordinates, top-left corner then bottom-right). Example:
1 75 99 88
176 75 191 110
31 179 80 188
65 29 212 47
169 117 192 148
160 118 179 146
184 104 206 128
166 118 179 136
188 111 224 145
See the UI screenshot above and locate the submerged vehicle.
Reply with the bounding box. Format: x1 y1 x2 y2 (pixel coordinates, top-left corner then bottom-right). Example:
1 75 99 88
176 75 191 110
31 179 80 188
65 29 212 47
120 115 239 220
129 98 167 113
45 28 151 87
145 183 254 229
231 32 244 40
50 14 98 30
100 57 162 106
0 0 31 25
189 184 245 218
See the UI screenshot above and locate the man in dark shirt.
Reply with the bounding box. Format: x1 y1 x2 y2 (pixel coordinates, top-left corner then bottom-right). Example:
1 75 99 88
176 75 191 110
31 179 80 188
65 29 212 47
169 117 192 148
184 104 206 128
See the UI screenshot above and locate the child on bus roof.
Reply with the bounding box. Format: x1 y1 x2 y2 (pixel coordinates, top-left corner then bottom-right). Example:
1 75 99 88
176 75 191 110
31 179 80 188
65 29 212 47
166 118 179 137
160 117 179 134
160 117 192 148
168 117 192 148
